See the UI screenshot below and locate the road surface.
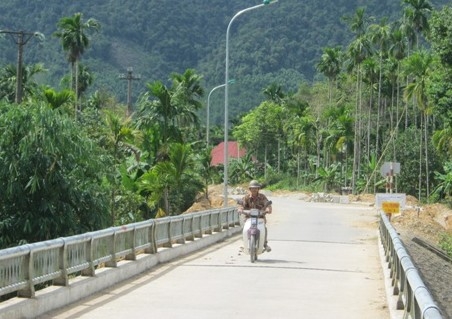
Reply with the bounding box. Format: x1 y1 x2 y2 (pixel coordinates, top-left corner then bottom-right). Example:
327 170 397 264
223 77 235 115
38 194 390 319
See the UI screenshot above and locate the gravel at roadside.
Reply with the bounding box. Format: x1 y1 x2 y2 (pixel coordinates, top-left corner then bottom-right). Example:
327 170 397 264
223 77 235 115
396 229 452 319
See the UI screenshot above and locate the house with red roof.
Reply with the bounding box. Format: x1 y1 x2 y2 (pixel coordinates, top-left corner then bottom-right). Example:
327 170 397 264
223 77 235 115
210 141 247 166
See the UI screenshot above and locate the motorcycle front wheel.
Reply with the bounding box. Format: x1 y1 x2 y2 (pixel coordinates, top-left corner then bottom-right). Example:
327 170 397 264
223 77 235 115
250 235 257 263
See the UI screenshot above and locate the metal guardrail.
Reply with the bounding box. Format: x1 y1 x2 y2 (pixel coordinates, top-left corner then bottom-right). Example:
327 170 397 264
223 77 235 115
0 207 239 300
379 212 443 319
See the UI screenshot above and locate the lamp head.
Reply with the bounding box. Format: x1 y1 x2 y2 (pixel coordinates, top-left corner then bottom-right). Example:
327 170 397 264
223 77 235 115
33 32 45 41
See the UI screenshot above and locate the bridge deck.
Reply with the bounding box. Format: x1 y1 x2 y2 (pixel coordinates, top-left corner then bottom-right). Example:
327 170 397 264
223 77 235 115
38 196 392 319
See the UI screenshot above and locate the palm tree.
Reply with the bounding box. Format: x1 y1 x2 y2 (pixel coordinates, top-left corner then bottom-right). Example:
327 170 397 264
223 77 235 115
139 81 178 146
402 0 432 49
346 35 373 193
369 18 391 160
138 143 201 216
403 50 433 200
323 104 354 187
104 111 142 225
433 127 452 158
361 57 379 162
316 47 343 103
43 88 74 109
389 26 408 129
342 7 371 38
344 7 374 193
263 83 285 104
0 63 46 103
170 69 204 136
54 13 100 117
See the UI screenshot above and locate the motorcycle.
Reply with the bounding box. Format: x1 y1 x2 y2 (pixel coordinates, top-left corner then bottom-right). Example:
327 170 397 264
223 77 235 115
238 200 272 263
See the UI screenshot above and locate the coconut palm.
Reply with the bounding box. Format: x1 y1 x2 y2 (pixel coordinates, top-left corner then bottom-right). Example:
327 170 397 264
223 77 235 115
54 13 100 117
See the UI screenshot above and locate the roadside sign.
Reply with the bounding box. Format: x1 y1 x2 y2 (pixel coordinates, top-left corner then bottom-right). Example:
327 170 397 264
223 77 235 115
376 193 406 211
380 162 400 177
381 201 400 214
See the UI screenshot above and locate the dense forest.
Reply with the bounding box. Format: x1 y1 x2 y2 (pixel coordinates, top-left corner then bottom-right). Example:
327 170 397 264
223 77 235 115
1 0 452 253
1 0 447 123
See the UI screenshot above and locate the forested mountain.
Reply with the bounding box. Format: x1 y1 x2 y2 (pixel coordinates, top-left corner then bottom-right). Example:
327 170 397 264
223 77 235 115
0 0 447 123
2 0 452 252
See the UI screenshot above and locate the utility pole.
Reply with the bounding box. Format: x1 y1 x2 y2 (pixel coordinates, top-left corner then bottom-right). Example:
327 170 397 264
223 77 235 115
119 67 141 116
0 30 43 104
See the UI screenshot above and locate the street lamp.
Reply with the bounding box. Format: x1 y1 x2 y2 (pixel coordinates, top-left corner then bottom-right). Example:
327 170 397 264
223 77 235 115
0 30 44 104
223 0 278 206
119 67 141 116
206 79 235 146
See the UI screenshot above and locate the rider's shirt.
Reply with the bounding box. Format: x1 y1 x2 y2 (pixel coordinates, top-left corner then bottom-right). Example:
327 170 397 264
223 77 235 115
242 193 270 210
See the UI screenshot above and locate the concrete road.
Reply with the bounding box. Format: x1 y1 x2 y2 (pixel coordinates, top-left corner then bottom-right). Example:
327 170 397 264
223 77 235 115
39 194 390 319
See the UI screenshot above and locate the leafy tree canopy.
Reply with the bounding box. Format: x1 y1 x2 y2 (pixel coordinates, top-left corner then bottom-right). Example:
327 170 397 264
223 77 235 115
0 101 111 247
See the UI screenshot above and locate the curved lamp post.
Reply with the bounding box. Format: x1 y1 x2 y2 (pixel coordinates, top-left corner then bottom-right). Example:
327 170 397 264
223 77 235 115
0 30 44 104
223 0 278 206
206 79 235 146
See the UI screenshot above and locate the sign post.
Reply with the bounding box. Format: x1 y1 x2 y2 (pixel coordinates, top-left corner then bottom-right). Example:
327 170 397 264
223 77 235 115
380 162 400 193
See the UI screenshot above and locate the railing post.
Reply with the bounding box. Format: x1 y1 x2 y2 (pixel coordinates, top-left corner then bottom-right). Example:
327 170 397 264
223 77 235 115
81 234 95 276
125 227 137 261
53 238 69 286
17 244 34 298
145 222 157 254
105 230 118 267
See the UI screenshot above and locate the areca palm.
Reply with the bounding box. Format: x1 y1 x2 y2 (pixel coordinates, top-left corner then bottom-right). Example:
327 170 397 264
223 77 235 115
0 63 46 102
433 127 452 158
403 50 433 199
361 57 379 162
263 83 285 104
54 13 100 116
139 80 179 147
43 88 74 110
402 0 432 49
369 19 391 158
104 111 142 224
138 143 202 216
323 104 354 187
389 26 408 128
316 47 343 102
137 69 204 161
170 69 204 137
342 7 371 37
346 34 372 192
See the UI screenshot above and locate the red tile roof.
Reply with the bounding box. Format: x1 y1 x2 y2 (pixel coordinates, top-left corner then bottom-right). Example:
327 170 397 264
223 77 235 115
211 141 247 166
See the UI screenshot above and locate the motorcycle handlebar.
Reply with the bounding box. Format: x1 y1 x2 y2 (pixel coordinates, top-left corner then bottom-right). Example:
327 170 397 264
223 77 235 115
238 209 267 218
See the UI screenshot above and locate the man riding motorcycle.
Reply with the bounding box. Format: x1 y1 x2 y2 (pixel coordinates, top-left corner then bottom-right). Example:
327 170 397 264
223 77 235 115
237 180 272 252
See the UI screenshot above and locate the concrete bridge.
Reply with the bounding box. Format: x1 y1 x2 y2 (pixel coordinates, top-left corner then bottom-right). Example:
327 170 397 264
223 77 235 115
0 195 443 319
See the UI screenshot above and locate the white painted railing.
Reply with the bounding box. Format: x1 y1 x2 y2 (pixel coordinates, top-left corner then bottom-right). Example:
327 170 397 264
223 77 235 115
0 207 239 300
379 212 443 319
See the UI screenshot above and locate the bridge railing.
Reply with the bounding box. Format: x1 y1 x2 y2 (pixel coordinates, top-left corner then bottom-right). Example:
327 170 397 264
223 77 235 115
379 212 443 319
0 207 239 300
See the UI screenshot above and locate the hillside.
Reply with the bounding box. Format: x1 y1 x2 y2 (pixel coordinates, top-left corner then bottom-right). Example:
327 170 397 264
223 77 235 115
0 0 449 123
